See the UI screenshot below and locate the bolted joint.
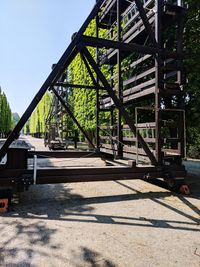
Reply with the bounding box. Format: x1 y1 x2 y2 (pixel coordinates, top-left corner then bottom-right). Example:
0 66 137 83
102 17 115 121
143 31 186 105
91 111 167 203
21 175 33 191
143 173 151 180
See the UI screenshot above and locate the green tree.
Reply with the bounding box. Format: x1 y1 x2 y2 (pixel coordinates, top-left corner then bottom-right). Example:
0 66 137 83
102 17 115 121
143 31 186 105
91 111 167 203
29 92 51 136
68 20 109 144
0 87 13 137
184 0 200 156
12 112 20 126
68 21 96 139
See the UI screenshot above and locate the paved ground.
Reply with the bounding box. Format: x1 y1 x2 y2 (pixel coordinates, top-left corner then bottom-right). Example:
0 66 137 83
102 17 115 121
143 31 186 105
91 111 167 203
184 159 200 176
21 135 49 151
0 136 200 267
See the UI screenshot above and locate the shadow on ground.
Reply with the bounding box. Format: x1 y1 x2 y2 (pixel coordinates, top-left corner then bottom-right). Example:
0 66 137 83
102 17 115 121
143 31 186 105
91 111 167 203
71 247 116 267
0 183 94 266
0 178 200 266
186 173 200 198
0 220 59 267
3 180 200 232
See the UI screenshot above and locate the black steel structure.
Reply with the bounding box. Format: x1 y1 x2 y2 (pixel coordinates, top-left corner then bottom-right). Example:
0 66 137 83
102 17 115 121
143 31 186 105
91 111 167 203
0 0 188 196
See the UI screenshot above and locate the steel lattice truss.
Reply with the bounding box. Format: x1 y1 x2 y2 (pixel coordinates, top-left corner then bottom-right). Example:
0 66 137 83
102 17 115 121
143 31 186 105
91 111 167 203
0 0 187 193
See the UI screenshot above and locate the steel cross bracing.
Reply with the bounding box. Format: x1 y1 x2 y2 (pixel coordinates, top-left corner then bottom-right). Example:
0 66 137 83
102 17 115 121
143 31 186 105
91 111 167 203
0 0 187 193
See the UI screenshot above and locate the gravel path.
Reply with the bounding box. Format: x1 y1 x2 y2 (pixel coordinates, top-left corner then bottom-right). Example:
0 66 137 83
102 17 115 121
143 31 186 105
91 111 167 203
0 136 199 267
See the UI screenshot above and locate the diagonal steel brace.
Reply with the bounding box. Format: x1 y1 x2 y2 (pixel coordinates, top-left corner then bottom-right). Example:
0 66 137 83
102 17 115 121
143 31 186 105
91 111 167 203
82 46 158 166
0 0 104 161
50 87 96 149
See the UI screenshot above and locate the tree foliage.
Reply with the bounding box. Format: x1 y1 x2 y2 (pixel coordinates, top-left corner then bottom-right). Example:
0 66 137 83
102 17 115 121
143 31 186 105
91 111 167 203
185 0 200 126
67 20 110 141
68 21 97 134
26 3 200 158
184 0 200 156
0 87 13 137
29 92 51 136
12 112 20 126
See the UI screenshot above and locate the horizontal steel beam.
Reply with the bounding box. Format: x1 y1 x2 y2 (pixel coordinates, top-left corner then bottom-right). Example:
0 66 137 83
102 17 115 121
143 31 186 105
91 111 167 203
35 172 162 184
55 82 104 90
51 87 96 149
0 165 186 187
82 47 158 166
28 150 99 158
80 36 180 58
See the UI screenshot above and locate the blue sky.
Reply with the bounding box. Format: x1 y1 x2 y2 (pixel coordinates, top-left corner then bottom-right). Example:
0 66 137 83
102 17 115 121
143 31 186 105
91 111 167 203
0 0 95 116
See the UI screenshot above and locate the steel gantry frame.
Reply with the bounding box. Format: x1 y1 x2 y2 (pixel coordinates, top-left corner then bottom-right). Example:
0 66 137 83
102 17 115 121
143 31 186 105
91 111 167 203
0 0 188 196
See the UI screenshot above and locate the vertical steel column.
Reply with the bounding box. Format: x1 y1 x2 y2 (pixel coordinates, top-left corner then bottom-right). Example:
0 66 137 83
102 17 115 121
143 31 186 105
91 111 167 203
110 65 115 142
177 8 185 95
51 87 96 149
96 0 100 150
177 7 185 157
110 24 115 148
117 0 123 158
82 47 157 165
155 0 163 164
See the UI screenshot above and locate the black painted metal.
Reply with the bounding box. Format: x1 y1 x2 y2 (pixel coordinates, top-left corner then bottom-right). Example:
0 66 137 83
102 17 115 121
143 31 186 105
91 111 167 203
0 0 187 193
28 151 99 158
155 0 163 164
0 0 104 161
82 47 158 165
51 87 96 149
80 52 99 88
134 0 158 47
117 0 123 159
95 9 100 150
80 36 178 58
55 83 104 90
0 163 186 187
